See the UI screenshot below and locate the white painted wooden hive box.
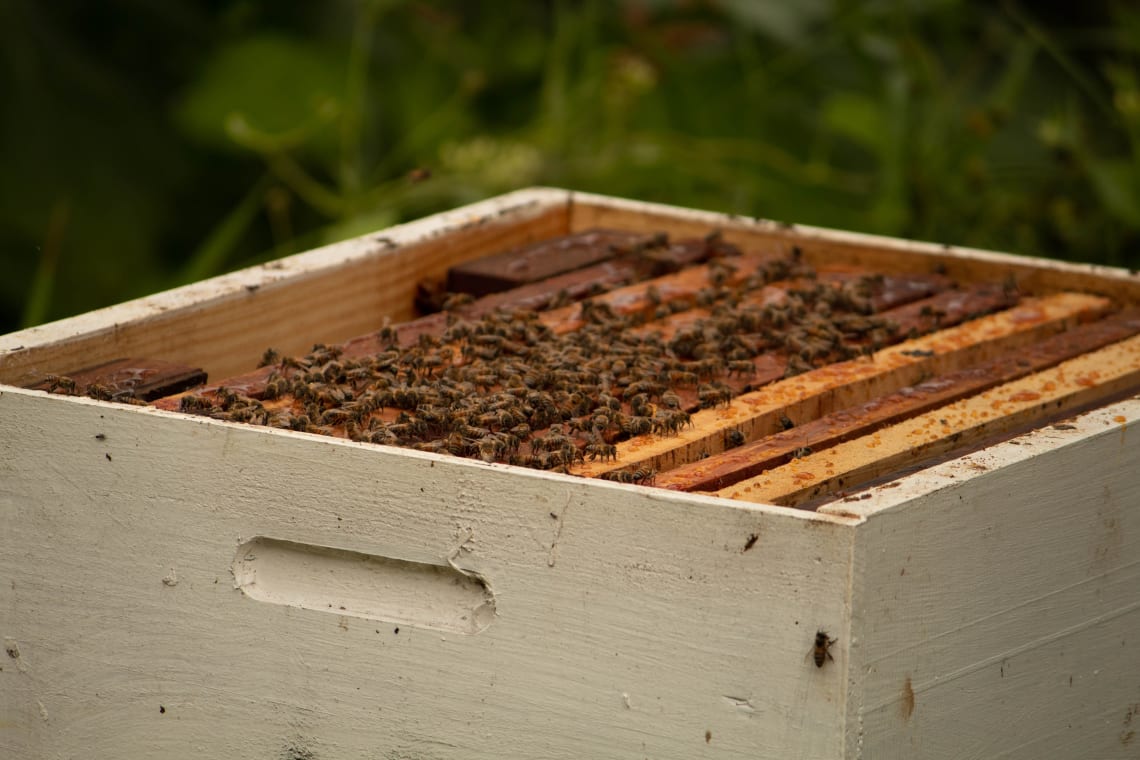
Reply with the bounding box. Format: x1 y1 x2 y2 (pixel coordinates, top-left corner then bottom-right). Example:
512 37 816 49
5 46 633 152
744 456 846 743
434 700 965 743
2 188 1139 760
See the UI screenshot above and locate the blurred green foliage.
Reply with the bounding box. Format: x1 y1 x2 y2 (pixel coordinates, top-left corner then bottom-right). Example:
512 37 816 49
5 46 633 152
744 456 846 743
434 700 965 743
2 0 1139 333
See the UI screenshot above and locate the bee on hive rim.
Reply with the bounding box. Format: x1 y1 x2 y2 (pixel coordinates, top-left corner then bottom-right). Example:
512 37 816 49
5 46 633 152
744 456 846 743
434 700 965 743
809 629 837 668
257 348 280 368
84 382 115 402
44 374 79 395
631 467 656 484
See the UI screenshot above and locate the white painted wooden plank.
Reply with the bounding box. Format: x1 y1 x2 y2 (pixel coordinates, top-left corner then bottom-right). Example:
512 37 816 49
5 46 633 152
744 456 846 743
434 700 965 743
0 388 856 759
0 188 571 386
566 188 1140 291
5 188 1140 759
834 396 1140 759
8 186 1138 392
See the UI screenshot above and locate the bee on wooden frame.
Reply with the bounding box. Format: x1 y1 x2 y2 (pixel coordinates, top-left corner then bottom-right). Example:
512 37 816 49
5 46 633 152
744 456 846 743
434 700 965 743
84 382 115 401
726 360 755 377
725 429 746 449
631 467 656 484
44 374 79 395
257 348 280 368
600 467 654 484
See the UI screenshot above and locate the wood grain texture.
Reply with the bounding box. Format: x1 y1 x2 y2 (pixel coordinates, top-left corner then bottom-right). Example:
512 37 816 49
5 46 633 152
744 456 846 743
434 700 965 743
7 185 1139 392
572 293 1110 479
0 189 572 388
0 387 856 760
566 190 1140 306
830 397 1140 759
445 228 641 295
24 356 207 401
721 332 1140 505
5 189 1140 759
658 310 1140 493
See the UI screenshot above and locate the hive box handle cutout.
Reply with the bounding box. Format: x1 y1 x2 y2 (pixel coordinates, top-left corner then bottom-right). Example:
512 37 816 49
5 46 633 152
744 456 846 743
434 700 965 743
232 537 495 634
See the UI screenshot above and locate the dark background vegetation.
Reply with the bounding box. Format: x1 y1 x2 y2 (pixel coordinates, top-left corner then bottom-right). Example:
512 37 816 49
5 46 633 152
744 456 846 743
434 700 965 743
2 0 1139 333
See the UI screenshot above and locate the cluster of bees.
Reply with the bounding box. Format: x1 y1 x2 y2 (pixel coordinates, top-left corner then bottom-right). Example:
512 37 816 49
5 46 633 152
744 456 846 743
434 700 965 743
165 243 901 481
42 374 146 404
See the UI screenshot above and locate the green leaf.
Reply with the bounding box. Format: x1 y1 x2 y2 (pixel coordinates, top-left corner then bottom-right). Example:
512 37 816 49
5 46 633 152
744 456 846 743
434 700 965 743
822 92 885 155
175 34 346 159
1087 160 1140 228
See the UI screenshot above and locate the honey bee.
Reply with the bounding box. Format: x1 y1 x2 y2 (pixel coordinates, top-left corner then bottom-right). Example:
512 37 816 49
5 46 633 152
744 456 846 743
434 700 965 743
84 383 115 401
726 360 755 377
689 357 724 380
584 440 617 462
708 260 737 288
262 373 287 400
809 630 837 668
44 374 79 395
179 394 213 413
622 415 653 436
697 382 733 409
320 408 353 426
257 348 280 368
476 437 506 462
631 467 656 484
599 467 654 484
695 287 720 307
652 408 690 435
783 354 814 378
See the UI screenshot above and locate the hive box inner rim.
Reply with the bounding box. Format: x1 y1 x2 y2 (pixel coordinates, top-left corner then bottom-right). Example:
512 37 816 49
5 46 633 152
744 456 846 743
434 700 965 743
4 186 1138 383
3 186 1138 515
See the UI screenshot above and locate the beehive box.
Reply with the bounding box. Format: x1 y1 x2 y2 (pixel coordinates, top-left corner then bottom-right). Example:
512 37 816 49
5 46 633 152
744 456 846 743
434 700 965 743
2 188 1139 760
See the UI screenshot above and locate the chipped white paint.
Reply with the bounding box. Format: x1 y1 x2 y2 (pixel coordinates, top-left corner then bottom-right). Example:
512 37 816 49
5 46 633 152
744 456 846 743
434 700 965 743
3 189 1140 758
824 395 1140 759
0 388 854 759
0 188 570 386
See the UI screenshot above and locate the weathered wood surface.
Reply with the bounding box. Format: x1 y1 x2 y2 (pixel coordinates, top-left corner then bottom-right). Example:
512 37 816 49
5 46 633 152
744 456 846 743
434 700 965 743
567 189 1140 306
5 188 1140 759
24 356 208 401
722 332 1140 505
659 309 1140 492
7 187 1140 394
829 396 1140 759
0 189 572 387
0 387 855 760
148 231 745 407
572 292 1110 479
445 228 653 295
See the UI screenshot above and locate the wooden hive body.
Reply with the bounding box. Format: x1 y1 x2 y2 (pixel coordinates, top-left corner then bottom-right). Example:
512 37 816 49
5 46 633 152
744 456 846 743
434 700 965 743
2 188 1138 759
